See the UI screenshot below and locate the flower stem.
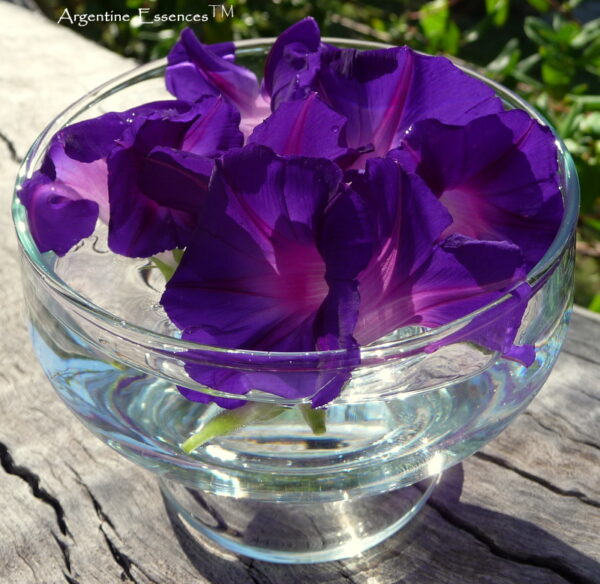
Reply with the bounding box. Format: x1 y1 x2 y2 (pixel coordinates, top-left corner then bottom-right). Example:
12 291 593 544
150 248 185 282
181 402 286 454
299 404 327 435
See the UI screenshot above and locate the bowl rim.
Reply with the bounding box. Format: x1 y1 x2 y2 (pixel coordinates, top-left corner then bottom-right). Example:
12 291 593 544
12 36 580 361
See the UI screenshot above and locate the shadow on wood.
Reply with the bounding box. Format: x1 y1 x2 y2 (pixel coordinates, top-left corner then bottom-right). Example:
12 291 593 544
161 465 600 583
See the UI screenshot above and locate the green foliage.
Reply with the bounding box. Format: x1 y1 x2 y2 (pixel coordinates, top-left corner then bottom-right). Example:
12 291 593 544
34 0 600 310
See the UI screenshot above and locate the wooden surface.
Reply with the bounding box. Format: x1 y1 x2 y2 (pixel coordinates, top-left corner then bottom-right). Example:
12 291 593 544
0 3 599 582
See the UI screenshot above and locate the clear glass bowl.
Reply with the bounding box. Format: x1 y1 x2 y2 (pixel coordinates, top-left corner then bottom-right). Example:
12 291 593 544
12 38 579 564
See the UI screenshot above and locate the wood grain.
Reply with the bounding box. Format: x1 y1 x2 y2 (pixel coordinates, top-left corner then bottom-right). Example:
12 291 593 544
0 3 598 582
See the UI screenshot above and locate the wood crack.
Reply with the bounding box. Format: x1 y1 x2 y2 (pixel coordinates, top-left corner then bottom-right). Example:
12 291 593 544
16 549 38 580
426 496 593 584
523 411 600 454
562 348 600 368
240 558 272 584
67 463 117 531
337 564 361 584
99 525 160 584
0 130 22 163
52 531 72 573
100 525 139 584
577 388 600 403
474 452 600 509
0 440 70 536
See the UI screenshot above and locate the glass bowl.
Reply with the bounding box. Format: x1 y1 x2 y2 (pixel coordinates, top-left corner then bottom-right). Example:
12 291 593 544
12 38 579 564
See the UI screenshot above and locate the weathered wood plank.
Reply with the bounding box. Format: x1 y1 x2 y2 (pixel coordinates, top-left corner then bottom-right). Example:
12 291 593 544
0 3 598 583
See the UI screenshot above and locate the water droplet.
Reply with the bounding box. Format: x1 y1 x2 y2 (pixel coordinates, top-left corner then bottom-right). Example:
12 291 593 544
332 126 340 134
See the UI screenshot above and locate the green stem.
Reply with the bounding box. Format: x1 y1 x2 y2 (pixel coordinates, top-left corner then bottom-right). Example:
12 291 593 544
182 402 286 453
299 404 327 435
150 248 185 282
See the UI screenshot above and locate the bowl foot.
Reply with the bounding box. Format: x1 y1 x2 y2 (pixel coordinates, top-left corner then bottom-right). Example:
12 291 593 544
160 474 439 564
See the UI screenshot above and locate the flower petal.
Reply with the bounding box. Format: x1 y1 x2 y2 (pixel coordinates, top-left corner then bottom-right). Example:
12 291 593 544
18 171 99 256
166 28 261 116
107 147 198 257
411 235 526 328
160 145 365 406
263 17 323 109
425 282 534 367
355 234 526 346
107 102 209 257
392 110 563 268
46 144 111 222
248 92 350 160
138 147 213 213
318 184 373 281
162 144 342 351
181 95 244 154
349 158 451 333
315 46 504 162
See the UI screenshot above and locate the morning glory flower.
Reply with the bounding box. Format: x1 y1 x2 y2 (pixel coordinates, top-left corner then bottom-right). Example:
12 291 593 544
19 98 244 257
18 171 100 256
166 28 270 136
263 17 323 110
20 19 564 414
161 151 530 407
347 158 528 349
161 144 372 406
18 111 130 255
107 96 243 257
264 19 504 166
391 110 563 269
162 144 346 351
248 92 352 161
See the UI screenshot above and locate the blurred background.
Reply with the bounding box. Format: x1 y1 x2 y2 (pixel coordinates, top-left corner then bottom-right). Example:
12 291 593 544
15 0 600 311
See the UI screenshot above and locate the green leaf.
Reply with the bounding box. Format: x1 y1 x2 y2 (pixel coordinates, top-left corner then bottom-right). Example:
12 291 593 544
515 52 542 74
582 215 600 233
487 38 521 75
555 20 580 46
575 158 600 214
572 18 600 49
580 112 600 136
588 294 600 313
526 0 551 13
558 100 584 138
524 16 557 46
420 0 449 45
486 0 510 27
150 248 185 282
442 20 461 54
569 95 600 110
541 61 572 86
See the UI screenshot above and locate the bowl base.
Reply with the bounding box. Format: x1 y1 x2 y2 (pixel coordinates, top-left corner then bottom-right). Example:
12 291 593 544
160 474 439 564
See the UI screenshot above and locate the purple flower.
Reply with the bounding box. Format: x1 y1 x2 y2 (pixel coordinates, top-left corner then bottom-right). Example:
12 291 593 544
18 111 129 255
20 98 244 257
20 19 563 412
161 144 371 405
18 171 99 256
263 17 323 110
248 92 351 161
391 110 563 269
264 19 504 166
162 144 346 350
107 97 243 257
162 152 531 406
348 158 528 354
166 28 270 136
